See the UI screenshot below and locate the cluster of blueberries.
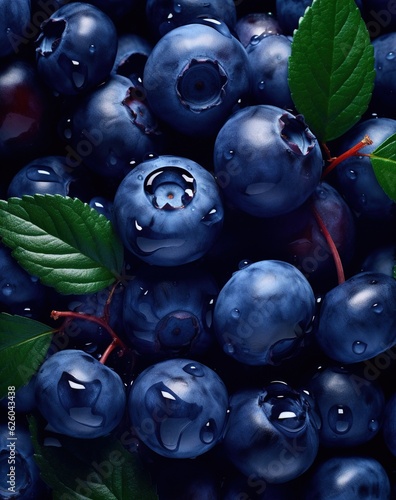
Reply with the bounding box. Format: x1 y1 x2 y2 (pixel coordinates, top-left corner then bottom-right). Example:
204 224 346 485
1 0 396 498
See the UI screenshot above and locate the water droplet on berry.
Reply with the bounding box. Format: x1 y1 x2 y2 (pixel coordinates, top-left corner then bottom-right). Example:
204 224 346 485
369 419 379 432
231 308 240 319
2 284 15 296
258 80 265 90
328 404 353 434
173 1 182 13
386 51 395 60
137 174 143 181
64 128 72 139
224 343 235 354
108 152 118 166
224 150 234 160
30 275 39 283
89 44 96 54
360 193 367 205
371 302 383 313
352 340 367 354
200 419 216 444
238 259 252 269
346 169 357 180
250 35 261 45
26 166 60 182
183 363 204 377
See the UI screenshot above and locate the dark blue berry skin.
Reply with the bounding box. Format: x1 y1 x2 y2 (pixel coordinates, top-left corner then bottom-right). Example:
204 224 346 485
259 182 356 292
0 0 31 58
246 34 294 109
34 349 126 439
122 264 218 359
128 358 229 458
213 105 323 217
221 382 319 483
60 74 163 182
221 470 297 499
213 260 316 366
113 155 224 267
275 0 313 34
333 117 396 220
143 21 250 137
371 32 396 118
0 423 49 499
361 244 396 277
35 2 118 96
305 365 385 447
6 155 95 200
315 272 396 364
301 456 391 499
145 0 237 40
0 243 48 320
383 392 396 456
235 12 283 48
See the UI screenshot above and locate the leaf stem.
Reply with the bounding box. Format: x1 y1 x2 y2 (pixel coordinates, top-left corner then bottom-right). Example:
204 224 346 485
321 135 373 178
311 205 345 285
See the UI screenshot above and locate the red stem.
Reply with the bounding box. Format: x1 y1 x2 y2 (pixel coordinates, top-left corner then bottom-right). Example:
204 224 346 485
321 135 373 178
311 205 345 285
50 310 128 364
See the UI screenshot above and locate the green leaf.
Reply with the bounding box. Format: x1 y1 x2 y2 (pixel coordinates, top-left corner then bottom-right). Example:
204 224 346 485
288 0 375 142
29 416 158 500
0 313 53 399
370 132 396 202
0 195 124 295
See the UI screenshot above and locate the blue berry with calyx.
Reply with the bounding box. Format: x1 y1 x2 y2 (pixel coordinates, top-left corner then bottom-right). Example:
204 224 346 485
214 105 323 217
221 381 320 483
34 349 126 439
246 33 294 109
59 74 163 182
305 364 385 447
301 455 391 499
122 264 218 359
213 259 316 366
35 2 118 95
127 358 229 458
145 0 237 40
315 271 396 363
143 20 250 137
113 154 224 267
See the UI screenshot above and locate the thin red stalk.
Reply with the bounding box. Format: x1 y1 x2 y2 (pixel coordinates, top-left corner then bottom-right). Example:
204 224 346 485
322 135 373 178
100 338 120 365
311 205 345 285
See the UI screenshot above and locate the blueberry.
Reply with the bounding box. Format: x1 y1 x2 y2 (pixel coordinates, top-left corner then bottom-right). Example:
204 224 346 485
213 259 316 365
6 155 95 200
0 423 48 498
0 243 48 320
113 154 224 266
143 21 250 137
315 271 396 363
302 455 391 499
383 391 396 456
214 105 323 217
361 244 396 277
246 33 294 109
128 358 229 458
275 0 313 34
35 2 118 95
0 0 31 58
305 364 385 447
145 0 237 40
59 74 163 182
222 381 319 483
112 33 153 86
333 117 396 219
235 12 283 48
122 264 218 358
35 349 126 438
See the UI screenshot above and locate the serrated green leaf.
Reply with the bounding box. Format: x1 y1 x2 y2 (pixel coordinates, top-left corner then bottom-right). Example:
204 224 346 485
0 195 124 295
0 313 53 399
288 0 375 142
370 132 396 202
29 416 158 500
